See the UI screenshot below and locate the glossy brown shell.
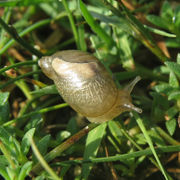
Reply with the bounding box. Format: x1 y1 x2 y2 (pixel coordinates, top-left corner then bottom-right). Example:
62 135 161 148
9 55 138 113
39 50 118 118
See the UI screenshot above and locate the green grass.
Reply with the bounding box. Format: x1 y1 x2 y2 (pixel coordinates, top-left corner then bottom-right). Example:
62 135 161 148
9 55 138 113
0 0 180 179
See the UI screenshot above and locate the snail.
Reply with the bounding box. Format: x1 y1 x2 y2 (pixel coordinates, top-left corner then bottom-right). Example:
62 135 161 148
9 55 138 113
38 50 142 123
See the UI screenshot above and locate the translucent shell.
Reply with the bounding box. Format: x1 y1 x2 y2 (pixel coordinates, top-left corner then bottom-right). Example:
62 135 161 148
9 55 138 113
39 50 142 123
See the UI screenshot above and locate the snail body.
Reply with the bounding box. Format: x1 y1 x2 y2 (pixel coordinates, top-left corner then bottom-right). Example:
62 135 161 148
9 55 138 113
39 50 142 123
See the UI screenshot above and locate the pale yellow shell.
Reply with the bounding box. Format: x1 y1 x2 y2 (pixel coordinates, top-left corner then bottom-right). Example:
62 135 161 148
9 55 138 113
39 50 142 123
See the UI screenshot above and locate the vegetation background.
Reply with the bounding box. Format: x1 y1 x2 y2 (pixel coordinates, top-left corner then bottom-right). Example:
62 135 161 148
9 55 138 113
0 0 180 179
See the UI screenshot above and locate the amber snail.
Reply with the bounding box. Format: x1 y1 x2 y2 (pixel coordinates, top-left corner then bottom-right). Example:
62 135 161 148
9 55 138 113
38 50 142 123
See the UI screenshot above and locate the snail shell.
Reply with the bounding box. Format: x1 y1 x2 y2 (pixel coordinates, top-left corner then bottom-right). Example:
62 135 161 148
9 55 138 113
39 50 142 123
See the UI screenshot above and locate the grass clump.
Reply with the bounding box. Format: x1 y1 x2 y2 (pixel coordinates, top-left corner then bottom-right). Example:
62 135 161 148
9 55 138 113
0 0 180 179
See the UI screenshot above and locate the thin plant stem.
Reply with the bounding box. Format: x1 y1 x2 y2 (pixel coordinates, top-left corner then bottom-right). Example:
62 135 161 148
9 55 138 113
79 0 115 48
0 61 38 101
0 70 41 90
58 145 180 164
15 80 33 100
0 19 50 54
31 123 98 174
0 11 68 55
0 61 36 74
3 103 68 127
0 18 43 57
0 7 12 49
0 140 16 169
116 122 160 168
155 126 180 145
31 139 61 180
62 0 80 49
133 112 171 180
